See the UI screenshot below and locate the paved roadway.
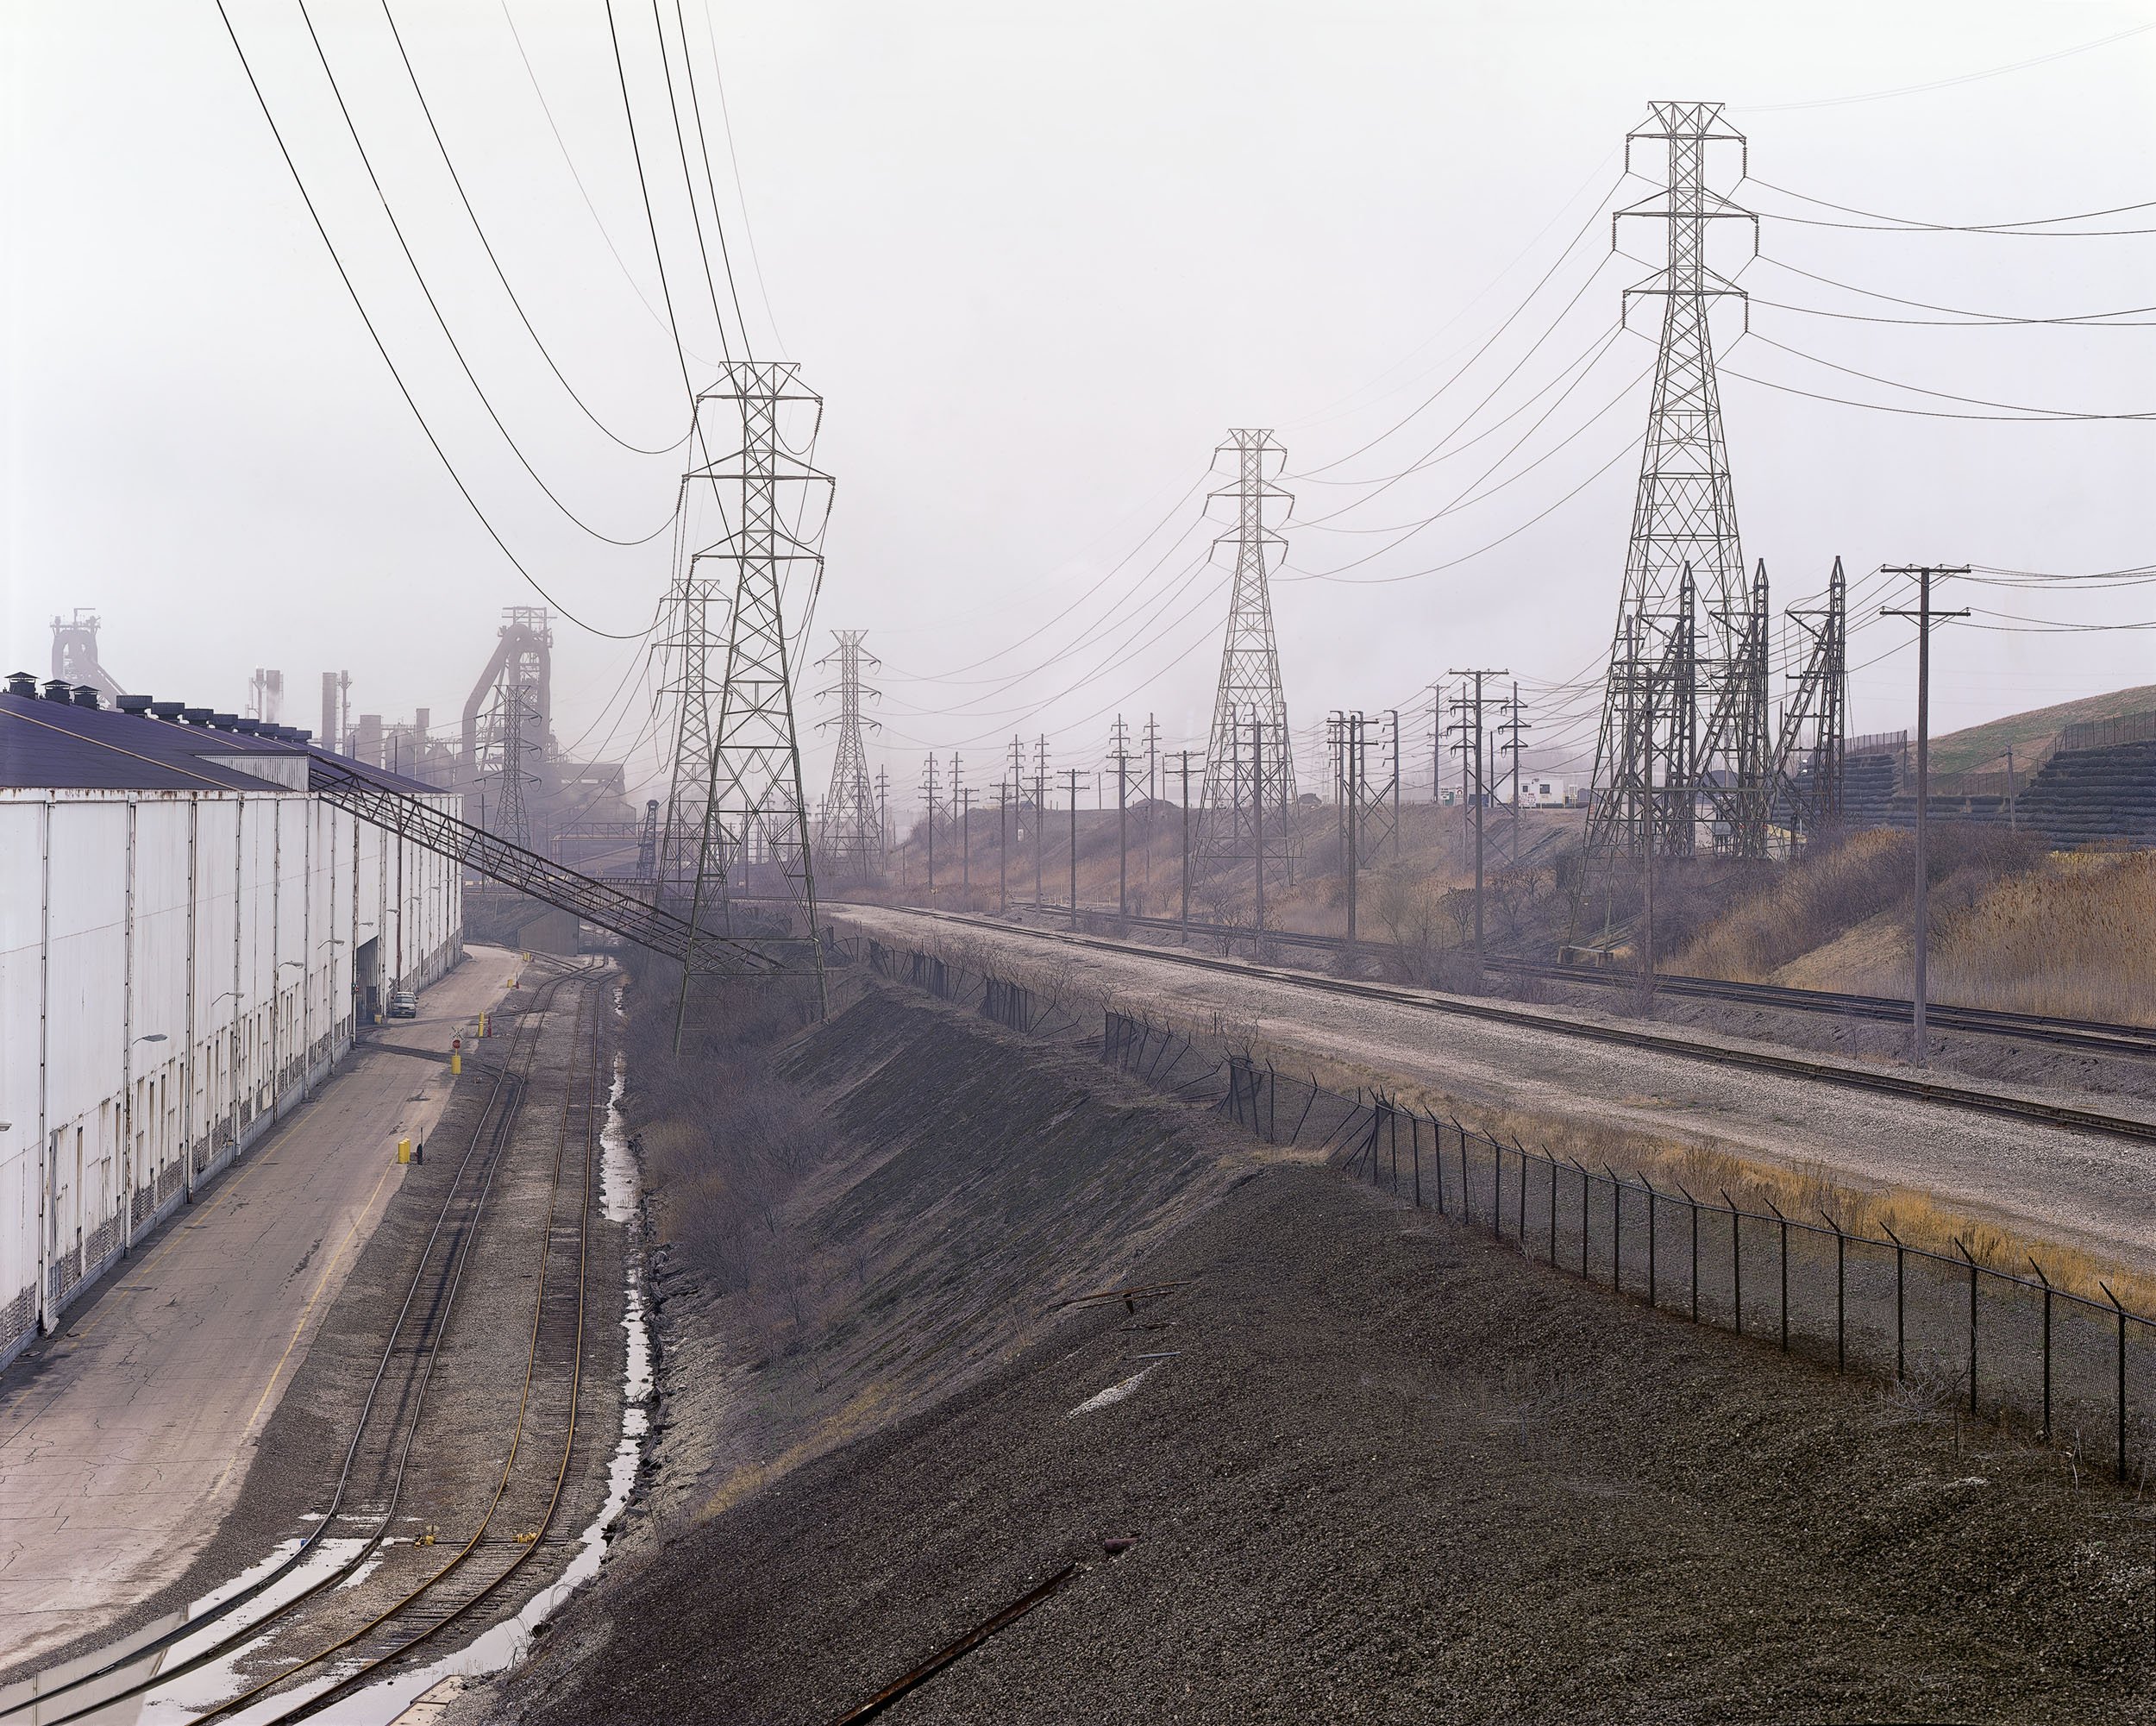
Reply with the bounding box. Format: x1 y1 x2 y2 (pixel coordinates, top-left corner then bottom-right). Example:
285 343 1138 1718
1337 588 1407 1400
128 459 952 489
837 905 2156 1272
0 945 522 1672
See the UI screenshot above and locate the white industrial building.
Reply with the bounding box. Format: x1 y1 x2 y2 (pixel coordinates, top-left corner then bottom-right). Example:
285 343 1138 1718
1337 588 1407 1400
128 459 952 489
1 676 463 1367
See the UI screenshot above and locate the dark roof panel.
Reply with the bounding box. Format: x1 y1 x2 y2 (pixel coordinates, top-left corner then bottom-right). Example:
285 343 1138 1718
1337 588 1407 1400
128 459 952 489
0 694 454 800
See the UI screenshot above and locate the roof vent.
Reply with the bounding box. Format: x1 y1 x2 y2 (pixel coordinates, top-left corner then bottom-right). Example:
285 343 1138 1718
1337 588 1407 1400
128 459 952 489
293 728 313 742
149 701 185 720
116 694 153 714
232 719 261 735
72 687 102 710
210 712 239 728
182 707 214 725
43 680 72 703
5 671 35 698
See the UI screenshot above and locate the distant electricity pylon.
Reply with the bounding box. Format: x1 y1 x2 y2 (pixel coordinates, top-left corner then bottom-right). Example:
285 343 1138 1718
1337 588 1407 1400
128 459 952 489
1194 428 1298 903
659 473 725 906
816 629 882 882
672 361 835 1029
1585 100 1765 902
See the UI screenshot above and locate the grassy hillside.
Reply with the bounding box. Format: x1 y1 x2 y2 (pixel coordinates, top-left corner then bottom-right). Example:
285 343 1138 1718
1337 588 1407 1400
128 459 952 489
1927 682 2156 777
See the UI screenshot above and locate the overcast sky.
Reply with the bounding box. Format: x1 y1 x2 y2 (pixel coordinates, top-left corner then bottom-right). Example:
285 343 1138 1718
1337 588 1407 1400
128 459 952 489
8 1 2156 809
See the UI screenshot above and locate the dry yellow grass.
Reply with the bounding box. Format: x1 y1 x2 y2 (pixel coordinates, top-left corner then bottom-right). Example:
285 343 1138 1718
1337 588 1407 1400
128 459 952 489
1675 829 1910 982
1930 851 2156 1026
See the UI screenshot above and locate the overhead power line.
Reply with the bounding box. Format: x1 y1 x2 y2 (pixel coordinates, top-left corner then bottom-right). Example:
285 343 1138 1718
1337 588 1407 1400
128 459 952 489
1747 173 2156 232
296 0 681 547
212 0 655 640
379 0 692 456
1740 20 2156 113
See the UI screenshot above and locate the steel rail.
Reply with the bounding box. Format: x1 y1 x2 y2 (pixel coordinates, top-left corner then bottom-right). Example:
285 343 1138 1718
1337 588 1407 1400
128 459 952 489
0 961 585 1726
1006 900 2156 1059
871 907 2156 1145
203 971 606 1722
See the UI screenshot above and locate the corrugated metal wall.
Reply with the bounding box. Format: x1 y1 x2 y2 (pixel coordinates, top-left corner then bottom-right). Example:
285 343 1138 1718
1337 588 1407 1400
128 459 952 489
0 786 464 1368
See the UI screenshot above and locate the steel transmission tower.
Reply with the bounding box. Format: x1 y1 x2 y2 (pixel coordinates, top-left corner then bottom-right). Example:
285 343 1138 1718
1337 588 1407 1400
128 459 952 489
1773 556 1848 850
1585 101 1764 890
1194 429 1298 898
658 486 725 903
674 361 835 1019
816 630 882 882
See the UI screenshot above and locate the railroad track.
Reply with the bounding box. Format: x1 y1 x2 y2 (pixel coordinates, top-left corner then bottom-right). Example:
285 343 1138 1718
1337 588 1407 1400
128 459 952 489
1001 901 2156 1061
861 906 2156 1145
2 956 605 1726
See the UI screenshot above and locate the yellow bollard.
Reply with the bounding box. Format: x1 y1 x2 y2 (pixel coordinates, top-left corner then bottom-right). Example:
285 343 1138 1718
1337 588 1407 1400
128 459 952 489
451 1037 462 1076
397 1137 412 1164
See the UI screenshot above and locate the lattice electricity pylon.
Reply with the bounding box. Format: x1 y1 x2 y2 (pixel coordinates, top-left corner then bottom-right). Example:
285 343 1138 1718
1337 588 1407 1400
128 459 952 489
815 629 881 882
1194 428 1299 894
1771 555 1848 852
674 361 835 1018
1585 100 1762 883
657 477 724 904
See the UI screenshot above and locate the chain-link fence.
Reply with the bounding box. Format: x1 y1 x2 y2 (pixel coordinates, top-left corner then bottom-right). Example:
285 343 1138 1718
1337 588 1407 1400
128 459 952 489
852 932 2156 1482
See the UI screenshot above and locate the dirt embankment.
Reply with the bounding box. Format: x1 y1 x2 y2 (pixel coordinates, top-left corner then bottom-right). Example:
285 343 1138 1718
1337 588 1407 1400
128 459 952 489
475 978 2156 1726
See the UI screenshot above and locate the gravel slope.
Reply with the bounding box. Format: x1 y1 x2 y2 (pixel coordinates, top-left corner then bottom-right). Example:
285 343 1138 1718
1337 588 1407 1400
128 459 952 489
483 1158 2156 1725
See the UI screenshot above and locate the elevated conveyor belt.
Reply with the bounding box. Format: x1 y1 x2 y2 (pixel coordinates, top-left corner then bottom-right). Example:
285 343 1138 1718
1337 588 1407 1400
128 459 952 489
308 756 797 977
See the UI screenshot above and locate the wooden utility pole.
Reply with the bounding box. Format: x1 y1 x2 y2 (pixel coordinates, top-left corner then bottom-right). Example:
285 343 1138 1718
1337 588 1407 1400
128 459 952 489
1249 711 1267 938
1332 711 1361 947
1882 567 1969 1069
1111 716 1132 920
1033 737 1050 909
920 754 938 893
1174 749 1198 935
1449 668 1507 965
1062 768 1084 926
997 781 1010 914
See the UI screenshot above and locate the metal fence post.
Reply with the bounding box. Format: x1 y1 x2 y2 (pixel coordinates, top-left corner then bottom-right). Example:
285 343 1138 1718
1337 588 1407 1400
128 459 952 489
1603 1164 1624 1295
2028 1257 2053 1440
1411 1113 1422 1208
1822 1209 1846 1373
1545 1144 1557 1265
1487 1136 1501 1242
1428 1111 1446 1216
1883 1222 1908 1381
2103 1282 2129 1483
1764 1197 1790 1354
1512 1138 1530 1243
1450 1118 1468 1227
1721 1189 1743 1338
1571 1159 1591 1280
1677 1183 1700 1322
1954 1237 1978 1415
1640 1174 1658 1310
1291 1072 1318 1145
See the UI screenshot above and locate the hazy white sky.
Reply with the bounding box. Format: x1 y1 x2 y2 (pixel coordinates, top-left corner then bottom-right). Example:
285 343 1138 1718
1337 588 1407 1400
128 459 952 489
8 1 2156 807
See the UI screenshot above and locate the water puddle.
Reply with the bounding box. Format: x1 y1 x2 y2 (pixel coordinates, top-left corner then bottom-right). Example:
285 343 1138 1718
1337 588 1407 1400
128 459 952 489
12 1049 654 1726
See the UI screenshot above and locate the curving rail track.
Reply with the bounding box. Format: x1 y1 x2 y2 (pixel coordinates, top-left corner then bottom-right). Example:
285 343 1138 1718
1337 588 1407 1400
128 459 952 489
0 955 611 1726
